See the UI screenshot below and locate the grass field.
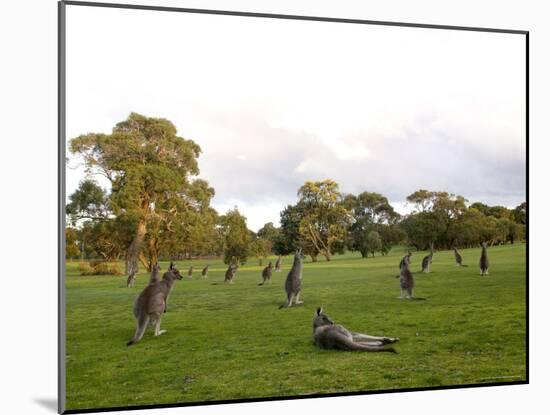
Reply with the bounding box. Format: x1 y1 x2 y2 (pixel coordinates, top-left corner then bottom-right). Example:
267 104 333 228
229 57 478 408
65 243 526 411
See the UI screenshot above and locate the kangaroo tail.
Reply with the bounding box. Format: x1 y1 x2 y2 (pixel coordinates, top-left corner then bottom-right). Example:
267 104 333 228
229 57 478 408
127 315 149 346
258 282 264 286
461 264 469 267
352 343 397 353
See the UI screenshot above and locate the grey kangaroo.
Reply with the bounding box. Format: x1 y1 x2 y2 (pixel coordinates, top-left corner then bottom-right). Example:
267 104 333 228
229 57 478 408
313 307 399 353
399 251 412 270
224 263 238 283
453 247 467 267
275 255 282 272
201 265 209 279
399 257 415 299
149 263 161 284
279 248 305 308
479 242 489 275
421 243 434 273
187 266 193 278
258 261 273 285
127 262 183 346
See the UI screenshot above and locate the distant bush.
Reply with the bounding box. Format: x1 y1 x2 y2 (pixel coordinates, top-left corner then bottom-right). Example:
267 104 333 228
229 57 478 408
78 261 123 276
78 262 94 275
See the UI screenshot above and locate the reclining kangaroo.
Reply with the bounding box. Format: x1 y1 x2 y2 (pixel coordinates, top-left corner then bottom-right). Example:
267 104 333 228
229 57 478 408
127 262 183 346
313 307 398 352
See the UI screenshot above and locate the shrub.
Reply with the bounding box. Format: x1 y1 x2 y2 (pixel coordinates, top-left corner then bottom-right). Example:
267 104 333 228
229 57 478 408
78 261 123 276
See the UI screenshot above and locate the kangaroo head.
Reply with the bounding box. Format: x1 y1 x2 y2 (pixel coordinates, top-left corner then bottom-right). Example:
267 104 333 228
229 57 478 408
163 264 183 281
481 241 487 248
295 247 305 260
268 261 273 268
313 307 334 330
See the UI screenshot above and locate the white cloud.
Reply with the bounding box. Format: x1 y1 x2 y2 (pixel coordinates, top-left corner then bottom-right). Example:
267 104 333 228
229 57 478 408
65 6 526 231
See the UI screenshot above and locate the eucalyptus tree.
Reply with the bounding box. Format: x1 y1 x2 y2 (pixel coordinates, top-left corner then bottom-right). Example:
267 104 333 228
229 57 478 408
70 113 212 285
344 191 399 257
296 180 350 261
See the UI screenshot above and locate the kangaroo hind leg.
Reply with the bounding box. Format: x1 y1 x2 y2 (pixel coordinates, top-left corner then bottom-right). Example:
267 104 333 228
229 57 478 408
352 332 399 345
154 317 167 336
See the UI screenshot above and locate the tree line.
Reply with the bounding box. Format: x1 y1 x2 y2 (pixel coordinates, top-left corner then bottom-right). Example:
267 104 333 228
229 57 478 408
66 114 526 274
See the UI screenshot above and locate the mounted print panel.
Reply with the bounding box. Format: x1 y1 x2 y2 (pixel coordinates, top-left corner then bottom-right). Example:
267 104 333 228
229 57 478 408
59 1 527 413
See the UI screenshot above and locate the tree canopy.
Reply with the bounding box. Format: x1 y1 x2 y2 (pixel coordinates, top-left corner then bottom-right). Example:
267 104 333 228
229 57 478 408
69 113 215 281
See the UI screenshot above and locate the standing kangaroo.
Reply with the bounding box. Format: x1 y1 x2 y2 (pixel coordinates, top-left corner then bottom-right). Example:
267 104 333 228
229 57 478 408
149 263 161 284
275 255 282 272
421 243 434 273
479 242 489 275
201 265 209 279
279 248 304 308
313 307 399 352
453 247 467 267
398 257 415 299
399 251 412 270
127 262 183 346
224 263 238 283
258 261 273 285
187 266 193 278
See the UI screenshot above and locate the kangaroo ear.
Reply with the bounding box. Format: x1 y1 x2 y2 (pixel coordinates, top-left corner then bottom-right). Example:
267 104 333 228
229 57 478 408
316 307 322 315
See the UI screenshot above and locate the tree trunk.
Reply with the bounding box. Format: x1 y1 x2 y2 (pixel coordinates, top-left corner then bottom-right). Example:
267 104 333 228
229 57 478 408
126 219 147 287
138 252 150 272
311 254 318 262
147 237 159 272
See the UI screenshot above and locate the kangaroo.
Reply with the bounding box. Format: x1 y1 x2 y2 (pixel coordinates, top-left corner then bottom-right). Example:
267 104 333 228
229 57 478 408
224 263 238 283
398 257 415 299
275 255 282 272
201 265 209 279
421 243 434 273
313 307 398 353
479 242 489 275
279 248 305 308
453 247 468 267
127 262 183 346
398 251 412 270
187 265 193 278
149 263 161 284
258 261 273 285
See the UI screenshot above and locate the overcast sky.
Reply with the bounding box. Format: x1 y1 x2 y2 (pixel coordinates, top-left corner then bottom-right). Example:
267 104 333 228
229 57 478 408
65 6 526 231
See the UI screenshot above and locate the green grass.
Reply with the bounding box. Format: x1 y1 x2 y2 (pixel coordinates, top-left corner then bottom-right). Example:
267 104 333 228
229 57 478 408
65 244 527 411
